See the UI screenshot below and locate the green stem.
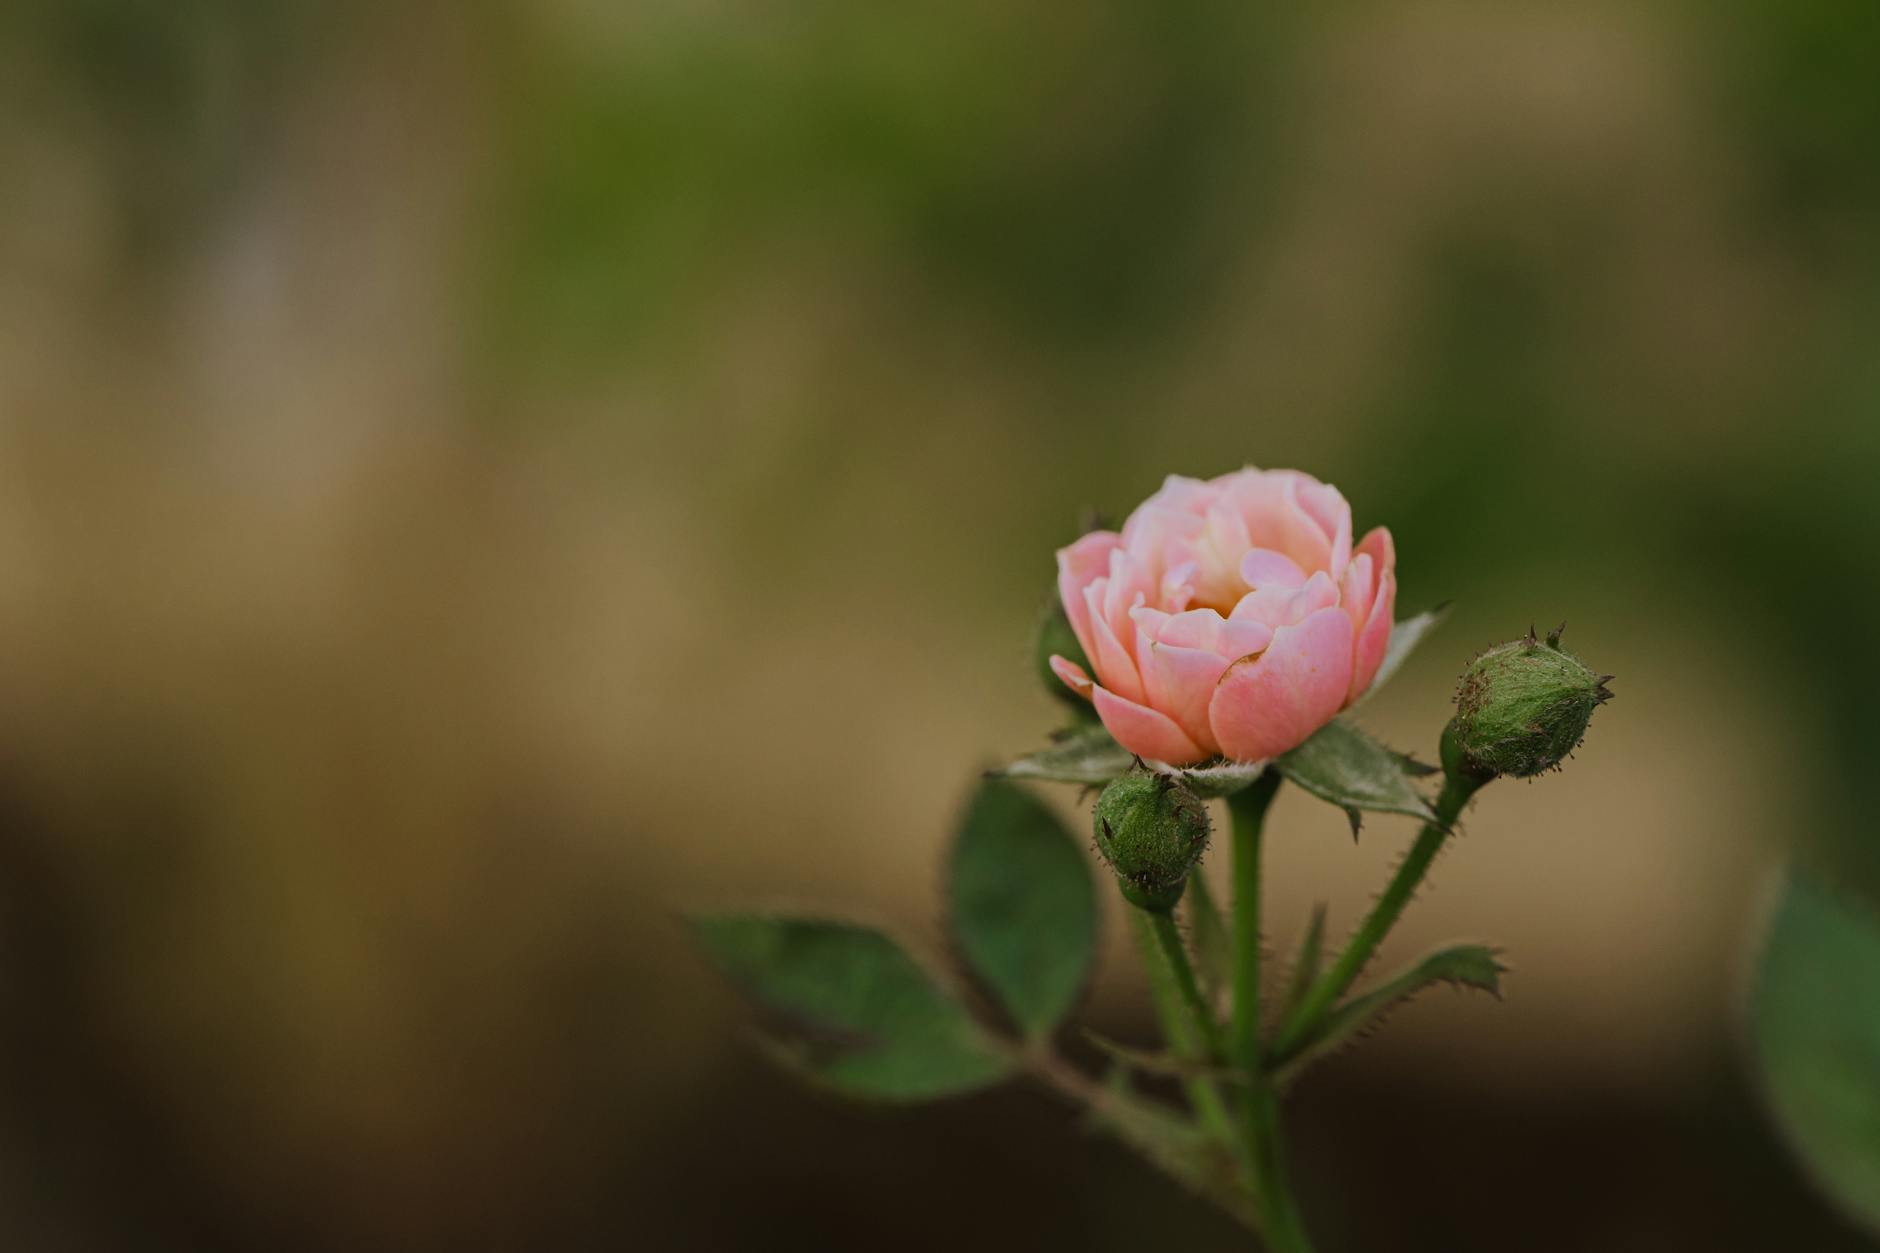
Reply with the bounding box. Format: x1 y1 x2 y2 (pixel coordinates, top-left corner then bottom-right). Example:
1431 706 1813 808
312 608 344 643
1227 772 1316 1252
1228 771 1283 1069
1130 909 1236 1147
1184 869 1232 1006
1148 910 1223 1060
1246 1081 1314 1252
1272 771 1481 1057
1015 1046 1260 1232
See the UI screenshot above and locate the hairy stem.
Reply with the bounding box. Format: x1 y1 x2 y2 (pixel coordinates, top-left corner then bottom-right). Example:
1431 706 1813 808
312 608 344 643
1131 909 1237 1146
1149 910 1223 1059
1184 869 1232 1005
1272 771 1481 1057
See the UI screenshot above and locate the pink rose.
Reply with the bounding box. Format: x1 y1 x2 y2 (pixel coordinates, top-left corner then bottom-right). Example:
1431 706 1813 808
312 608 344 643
1050 469 1396 765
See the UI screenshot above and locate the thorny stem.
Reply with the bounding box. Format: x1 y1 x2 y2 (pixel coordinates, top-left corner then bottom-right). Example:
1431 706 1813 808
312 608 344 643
1148 910 1222 1058
1131 909 1238 1148
1271 770 1483 1059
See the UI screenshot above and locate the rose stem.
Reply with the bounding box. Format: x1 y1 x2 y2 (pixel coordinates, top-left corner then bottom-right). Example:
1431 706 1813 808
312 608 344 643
1129 908 1236 1147
1226 771 1315 1252
1271 769 1483 1059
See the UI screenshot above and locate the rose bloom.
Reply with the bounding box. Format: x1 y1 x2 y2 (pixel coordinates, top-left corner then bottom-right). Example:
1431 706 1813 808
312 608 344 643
1050 468 1395 765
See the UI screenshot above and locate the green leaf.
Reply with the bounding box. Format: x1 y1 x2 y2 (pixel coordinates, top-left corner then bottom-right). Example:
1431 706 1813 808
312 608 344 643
692 915 1012 1101
1282 903 1328 1020
1356 606 1448 704
1273 943 1504 1086
1276 718 1438 828
1751 870 1880 1234
947 778 1098 1039
996 722 1133 786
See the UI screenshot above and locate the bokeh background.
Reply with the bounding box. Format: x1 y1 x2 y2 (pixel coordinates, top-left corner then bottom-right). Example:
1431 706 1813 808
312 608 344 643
2 2 1878 1249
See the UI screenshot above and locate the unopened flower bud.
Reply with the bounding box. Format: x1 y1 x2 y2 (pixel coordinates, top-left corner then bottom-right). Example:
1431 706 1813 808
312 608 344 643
1092 772 1211 912
1450 624 1612 780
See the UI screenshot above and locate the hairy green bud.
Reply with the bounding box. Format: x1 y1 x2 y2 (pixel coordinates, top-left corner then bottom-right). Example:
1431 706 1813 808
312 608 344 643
1450 624 1612 780
1092 772 1211 912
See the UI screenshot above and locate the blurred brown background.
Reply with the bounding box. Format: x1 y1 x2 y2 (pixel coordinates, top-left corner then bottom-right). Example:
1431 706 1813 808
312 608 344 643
2 1 1878 1249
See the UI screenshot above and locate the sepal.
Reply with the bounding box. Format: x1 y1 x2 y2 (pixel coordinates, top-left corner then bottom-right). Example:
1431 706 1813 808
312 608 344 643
1276 719 1439 833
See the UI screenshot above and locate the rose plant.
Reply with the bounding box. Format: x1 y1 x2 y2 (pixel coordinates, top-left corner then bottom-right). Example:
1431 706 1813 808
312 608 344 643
694 466 1611 1251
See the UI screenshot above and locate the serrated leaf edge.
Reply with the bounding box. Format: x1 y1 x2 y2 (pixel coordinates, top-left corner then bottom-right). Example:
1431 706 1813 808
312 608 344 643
1272 942 1507 1088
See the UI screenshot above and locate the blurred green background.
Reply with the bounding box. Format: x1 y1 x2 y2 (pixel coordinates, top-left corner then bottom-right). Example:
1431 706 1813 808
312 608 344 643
2 1 1878 1249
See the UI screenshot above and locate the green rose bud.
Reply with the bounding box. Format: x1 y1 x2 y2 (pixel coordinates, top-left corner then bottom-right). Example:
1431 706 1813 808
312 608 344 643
1092 771 1211 912
1449 624 1612 781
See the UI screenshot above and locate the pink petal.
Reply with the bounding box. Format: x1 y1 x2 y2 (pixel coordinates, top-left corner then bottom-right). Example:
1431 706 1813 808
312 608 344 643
1128 604 1173 640
1229 570 1340 629
1139 640 1231 753
1357 525 1395 574
1083 579 1145 703
1185 501 1255 608
1295 480 1353 581
1093 684 1209 766
1100 548 1156 647
1140 606 1276 661
1204 500 1253 558
1158 561 1200 613
1103 549 1162 657
1141 607 1221 651
1130 474 1216 525
1339 552 1377 638
1057 531 1120 663
1217 616 1276 659
1049 654 1095 700
1121 481 1212 566
1348 568 1396 702
1239 547 1309 590
1208 605 1356 761
1220 471 1335 576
